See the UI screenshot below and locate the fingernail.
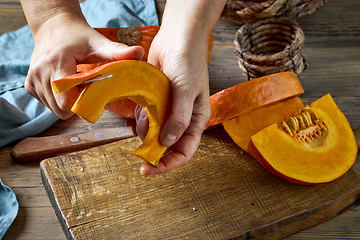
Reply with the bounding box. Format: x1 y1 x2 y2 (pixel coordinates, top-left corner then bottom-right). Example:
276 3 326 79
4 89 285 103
140 165 146 175
161 132 177 147
140 107 147 120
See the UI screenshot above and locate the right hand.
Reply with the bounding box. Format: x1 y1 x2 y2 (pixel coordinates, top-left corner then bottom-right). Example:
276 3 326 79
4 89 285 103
25 13 144 119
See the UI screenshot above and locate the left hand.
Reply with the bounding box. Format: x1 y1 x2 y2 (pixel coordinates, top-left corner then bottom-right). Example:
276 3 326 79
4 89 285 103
135 25 211 175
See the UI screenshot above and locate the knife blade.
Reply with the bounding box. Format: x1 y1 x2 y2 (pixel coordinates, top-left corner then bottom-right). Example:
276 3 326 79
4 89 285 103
11 126 136 163
83 74 113 84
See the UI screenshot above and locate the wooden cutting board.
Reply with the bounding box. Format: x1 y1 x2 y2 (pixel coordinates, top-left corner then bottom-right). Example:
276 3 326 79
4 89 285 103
40 127 360 240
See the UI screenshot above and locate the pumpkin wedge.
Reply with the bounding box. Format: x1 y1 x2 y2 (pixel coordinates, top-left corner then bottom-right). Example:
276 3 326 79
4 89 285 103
223 96 305 153
206 71 304 129
52 60 171 167
249 93 358 185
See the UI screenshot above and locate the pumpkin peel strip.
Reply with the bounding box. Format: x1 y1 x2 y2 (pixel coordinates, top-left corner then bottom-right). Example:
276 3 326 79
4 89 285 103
207 71 304 129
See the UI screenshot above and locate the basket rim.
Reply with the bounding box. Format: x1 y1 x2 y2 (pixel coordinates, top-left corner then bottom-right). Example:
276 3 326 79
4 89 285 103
234 20 305 63
222 0 329 24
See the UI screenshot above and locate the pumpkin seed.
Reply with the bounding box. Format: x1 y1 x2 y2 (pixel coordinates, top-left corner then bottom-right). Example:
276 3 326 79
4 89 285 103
287 116 299 131
297 114 306 129
282 121 293 136
310 111 318 122
301 112 310 127
305 111 313 125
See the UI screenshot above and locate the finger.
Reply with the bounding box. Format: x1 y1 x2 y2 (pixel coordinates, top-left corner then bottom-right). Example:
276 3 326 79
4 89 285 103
26 52 78 119
140 127 201 175
24 63 60 114
24 76 51 110
140 93 210 175
160 88 194 147
89 36 145 62
47 56 79 119
134 106 149 141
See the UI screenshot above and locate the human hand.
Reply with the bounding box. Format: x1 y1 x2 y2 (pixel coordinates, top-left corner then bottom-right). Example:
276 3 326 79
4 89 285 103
25 13 144 119
135 25 211 175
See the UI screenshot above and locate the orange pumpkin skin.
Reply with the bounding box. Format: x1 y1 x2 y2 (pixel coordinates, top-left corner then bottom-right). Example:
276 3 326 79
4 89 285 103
206 72 304 129
249 94 358 185
77 26 214 119
223 97 304 153
94 25 159 62
53 60 171 167
73 26 161 119
75 26 160 76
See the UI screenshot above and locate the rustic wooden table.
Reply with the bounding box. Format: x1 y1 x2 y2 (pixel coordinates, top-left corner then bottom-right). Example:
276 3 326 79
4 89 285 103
0 0 359 239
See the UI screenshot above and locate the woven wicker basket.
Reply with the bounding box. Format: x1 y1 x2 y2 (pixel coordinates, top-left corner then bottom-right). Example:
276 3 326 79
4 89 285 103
234 18 307 80
222 0 328 24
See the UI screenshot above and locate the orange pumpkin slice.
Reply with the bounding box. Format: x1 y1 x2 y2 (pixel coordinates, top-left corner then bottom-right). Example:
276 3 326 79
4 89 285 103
206 71 304 129
223 96 304 153
249 93 358 185
52 60 171 167
63 26 213 119
52 26 161 94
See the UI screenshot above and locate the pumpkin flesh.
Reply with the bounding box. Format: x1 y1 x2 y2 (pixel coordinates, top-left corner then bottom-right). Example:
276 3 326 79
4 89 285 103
249 93 358 185
206 71 304 129
55 26 214 119
223 97 304 153
53 60 171 167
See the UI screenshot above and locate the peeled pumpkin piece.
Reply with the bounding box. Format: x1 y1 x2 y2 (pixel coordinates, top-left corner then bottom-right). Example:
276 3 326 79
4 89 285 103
53 26 161 94
53 60 171 167
223 97 304 153
249 93 358 185
73 26 214 119
77 26 159 119
206 71 304 129
105 32 213 119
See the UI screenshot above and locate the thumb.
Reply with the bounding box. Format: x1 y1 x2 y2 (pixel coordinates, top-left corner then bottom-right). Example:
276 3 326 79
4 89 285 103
93 38 145 62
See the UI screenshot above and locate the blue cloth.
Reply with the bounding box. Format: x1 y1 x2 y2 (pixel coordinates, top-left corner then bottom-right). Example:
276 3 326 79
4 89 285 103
0 0 159 147
0 179 18 239
0 0 159 238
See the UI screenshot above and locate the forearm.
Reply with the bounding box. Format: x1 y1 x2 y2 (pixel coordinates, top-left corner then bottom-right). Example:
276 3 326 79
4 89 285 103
161 0 226 41
20 0 86 36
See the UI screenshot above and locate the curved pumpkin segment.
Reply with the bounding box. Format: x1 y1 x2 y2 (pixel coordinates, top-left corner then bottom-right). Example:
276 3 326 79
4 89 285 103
206 71 304 129
90 26 160 118
52 26 160 94
54 60 171 167
105 98 138 119
249 94 358 185
74 26 160 75
52 61 115 94
55 26 213 119
99 27 213 119
223 97 304 153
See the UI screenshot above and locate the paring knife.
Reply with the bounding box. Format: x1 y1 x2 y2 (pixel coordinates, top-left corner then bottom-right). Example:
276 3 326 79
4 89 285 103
11 126 136 163
11 125 360 163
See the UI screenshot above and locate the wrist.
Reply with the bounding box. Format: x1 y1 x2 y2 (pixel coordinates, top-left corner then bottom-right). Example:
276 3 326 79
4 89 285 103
20 0 86 35
161 0 226 40
33 12 89 42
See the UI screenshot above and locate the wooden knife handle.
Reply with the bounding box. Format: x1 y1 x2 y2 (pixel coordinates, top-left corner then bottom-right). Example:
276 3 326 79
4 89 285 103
11 126 136 163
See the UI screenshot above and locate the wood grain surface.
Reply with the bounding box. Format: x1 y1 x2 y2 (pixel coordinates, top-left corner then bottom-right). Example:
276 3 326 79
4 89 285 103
0 0 360 239
40 127 360 240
